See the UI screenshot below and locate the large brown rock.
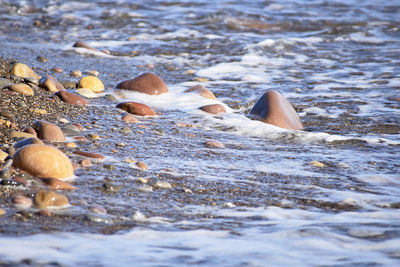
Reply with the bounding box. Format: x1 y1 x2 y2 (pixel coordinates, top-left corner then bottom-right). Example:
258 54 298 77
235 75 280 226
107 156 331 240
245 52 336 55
249 90 303 130
56 90 89 105
34 121 66 142
115 73 168 95
184 85 216 99
34 190 69 208
39 75 65 92
199 104 226 114
116 102 156 116
12 144 74 179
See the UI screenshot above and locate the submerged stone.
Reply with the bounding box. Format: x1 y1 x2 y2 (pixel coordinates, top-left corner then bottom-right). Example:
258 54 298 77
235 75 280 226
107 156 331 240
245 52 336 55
116 102 156 116
199 104 226 114
34 121 66 142
115 73 168 95
184 84 216 99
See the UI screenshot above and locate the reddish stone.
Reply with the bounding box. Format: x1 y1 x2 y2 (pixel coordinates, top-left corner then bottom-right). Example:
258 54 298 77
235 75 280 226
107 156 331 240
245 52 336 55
73 123 85 132
73 136 87 142
116 102 156 116
56 90 88 105
73 41 99 52
205 140 225 149
39 75 64 92
73 150 105 159
122 113 139 123
34 121 66 142
40 177 77 191
249 90 303 130
199 104 226 114
79 158 92 167
23 127 37 137
184 85 216 99
115 73 168 95
14 176 28 186
13 137 43 150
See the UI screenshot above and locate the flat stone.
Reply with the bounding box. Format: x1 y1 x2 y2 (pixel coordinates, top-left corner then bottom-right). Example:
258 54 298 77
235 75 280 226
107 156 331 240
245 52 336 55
73 150 105 159
249 90 303 130
34 190 69 208
11 63 40 79
0 208 5 216
34 121 66 142
12 144 74 179
78 76 104 93
39 75 64 92
56 90 89 105
115 72 168 95
184 84 216 99
139 185 153 193
199 104 226 114
309 160 325 168
70 70 82 78
61 124 81 136
116 102 156 116
40 178 77 191
89 205 107 214
51 67 63 73
8 84 34 96
155 181 172 189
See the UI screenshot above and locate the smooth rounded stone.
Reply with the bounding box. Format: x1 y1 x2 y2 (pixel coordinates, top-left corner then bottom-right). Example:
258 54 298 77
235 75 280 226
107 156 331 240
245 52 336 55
78 76 104 93
76 88 98 98
13 137 43 150
60 80 77 89
137 177 148 184
105 94 118 102
11 195 33 209
34 121 66 142
56 90 89 105
73 136 88 142
184 85 216 99
73 41 99 52
66 141 77 148
102 183 121 193
40 178 77 191
136 161 148 170
0 150 9 162
13 144 74 179
79 158 92 167
89 205 107 214
59 118 70 124
199 104 226 114
34 190 69 209
39 75 65 92
14 176 28 186
61 124 81 136
205 140 225 149
70 70 82 78
11 131 36 139
38 210 52 216
122 113 139 123
7 83 34 96
24 77 39 85
139 185 153 193
249 90 303 130
0 78 12 89
0 208 5 216
37 56 48 62
51 67 63 74
73 123 85 132
88 133 101 140
154 181 172 189
73 150 105 161
11 63 40 79
86 214 112 224
116 102 156 116
115 72 168 95
309 160 325 168
88 70 99 77
24 127 37 136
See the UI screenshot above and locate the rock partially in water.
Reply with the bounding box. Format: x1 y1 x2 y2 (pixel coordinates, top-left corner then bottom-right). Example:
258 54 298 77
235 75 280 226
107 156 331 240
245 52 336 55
70 70 82 78
115 72 168 95
73 41 99 52
121 113 139 123
11 195 33 209
76 88 99 98
136 161 148 170
12 144 74 179
79 158 92 167
154 181 172 189
78 76 104 93
205 140 225 149
34 121 66 142
39 75 65 92
8 84 34 96
184 84 216 99
309 160 325 168
249 90 303 130
74 150 105 161
13 137 43 150
199 104 226 114
89 205 107 214
116 102 156 116
40 178 77 191
11 63 40 79
34 190 69 209
56 90 89 105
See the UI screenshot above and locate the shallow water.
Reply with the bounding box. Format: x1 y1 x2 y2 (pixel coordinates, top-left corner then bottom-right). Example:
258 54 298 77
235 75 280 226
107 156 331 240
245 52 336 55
0 0 400 265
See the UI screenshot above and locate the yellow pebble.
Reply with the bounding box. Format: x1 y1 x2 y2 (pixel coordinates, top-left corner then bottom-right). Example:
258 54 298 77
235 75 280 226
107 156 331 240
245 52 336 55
65 142 77 148
78 76 104 93
30 109 47 115
309 160 325 168
0 150 9 162
11 63 40 79
194 77 209 82
0 208 6 217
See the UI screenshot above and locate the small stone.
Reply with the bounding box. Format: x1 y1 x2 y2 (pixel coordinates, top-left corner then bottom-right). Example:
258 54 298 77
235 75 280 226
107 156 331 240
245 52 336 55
124 159 136 164
73 136 88 142
105 94 118 102
184 84 216 99
116 142 125 147
154 181 172 189
0 150 9 162
62 124 81 136
70 70 82 78
137 177 148 184
56 90 89 105
13 137 43 150
0 208 5 216
11 131 36 139
39 75 64 92
122 113 139 123
14 177 28 186
11 63 40 79
11 195 32 209
80 158 92 167
205 140 225 149
39 210 52 216
34 121 65 142
34 190 69 208
194 77 209 82
30 109 47 115
60 80 77 89
78 76 104 93
182 187 193 194
59 118 70 124
102 183 121 193
76 88 98 98
40 178 77 191
116 102 156 116
115 72 168 95
13 144 74 179
74 123 85 132
103 164 115 170
37 56 48 63
185 69 196 75
309 160 325 168
136 161 148 170
74 150 105 160
88 133 101 140
89 205 107 214
86 215 112 224
121 127 132 134
73 41 99 52
139 185 153 193
51 67 63 73
199 104 226 114
0 78 12 89
8 84 34 96
88 70 99 77
65 142 77 148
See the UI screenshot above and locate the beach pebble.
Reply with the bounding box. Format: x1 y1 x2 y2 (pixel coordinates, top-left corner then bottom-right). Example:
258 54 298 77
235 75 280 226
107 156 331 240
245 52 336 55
70 70 82 78
73 41 99 52
309 160 325 168
11 195 33 209
51 67 63 73
74 150 105 160
139 185 153 193
34 121 65 142
122 113 139 123
88 70 99 77
155 181 172 189
0 208 5 216
13 137 43 150
105 94 118 102
8 84 34 96
184 85 216 99
11 63 40 79
116 102 156 116
37 56 48 62
61 124 81 136
103 183 121 193
0 150 9 162
249 90 303 130
199 104 226 114
78 76 104 93
86 215 112 224
73 136 88 142
40 178 77 191
11 131 37 139
115 72 168 95
0 78 12 89
14 177 28 186
12 144 74 179
60 80 76 89
56 90 89 105
136 161 148 170
137 177 148 184
76 88 98 98
205 140 225 149
89 205 107 214
88 133 101 140
39 75 65 92
34 190 69 209
80 158 92 167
